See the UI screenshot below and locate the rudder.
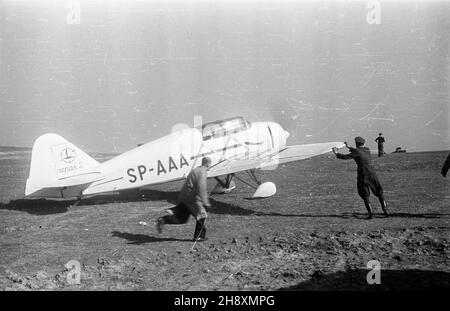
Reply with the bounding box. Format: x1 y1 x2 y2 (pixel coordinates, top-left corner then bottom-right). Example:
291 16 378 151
25 133 100 196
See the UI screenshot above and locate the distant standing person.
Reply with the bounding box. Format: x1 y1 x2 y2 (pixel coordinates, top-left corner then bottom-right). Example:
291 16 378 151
332 137 388 219
375 133 385 157
441 152 450 177
156 157 211 241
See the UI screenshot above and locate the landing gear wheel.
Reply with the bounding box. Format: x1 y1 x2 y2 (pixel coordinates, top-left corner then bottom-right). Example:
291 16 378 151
211 174 236 194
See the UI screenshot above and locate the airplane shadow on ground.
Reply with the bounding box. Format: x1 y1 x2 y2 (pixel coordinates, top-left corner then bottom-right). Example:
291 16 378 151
1 189 448 219
0 189 166 216
111 231 192 245
252 211 449 219
0 198 73 215
208 198 255 216
140 190 255 216
278 268 450 290
0 189 252 216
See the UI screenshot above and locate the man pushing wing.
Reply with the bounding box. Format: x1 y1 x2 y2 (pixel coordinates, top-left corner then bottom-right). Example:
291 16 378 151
332 136 389 219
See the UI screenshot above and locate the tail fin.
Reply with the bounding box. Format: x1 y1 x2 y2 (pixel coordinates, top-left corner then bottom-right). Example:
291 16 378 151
25 133 101 197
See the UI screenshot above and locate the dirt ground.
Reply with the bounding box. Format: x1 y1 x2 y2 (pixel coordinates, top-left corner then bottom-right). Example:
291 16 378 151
0 151 449 290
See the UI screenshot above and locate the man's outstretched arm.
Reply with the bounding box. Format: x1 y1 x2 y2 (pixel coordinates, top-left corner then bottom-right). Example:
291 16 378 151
333 144 356 160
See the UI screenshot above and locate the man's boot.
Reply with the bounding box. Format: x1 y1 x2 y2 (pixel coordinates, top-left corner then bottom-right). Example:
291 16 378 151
193 218 207 241
156 217 165 234
379 197 389 216
199 221 206 240
364 200 373 219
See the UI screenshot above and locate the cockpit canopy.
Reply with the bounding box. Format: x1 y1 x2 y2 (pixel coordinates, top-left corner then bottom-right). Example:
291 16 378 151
200 117 251 141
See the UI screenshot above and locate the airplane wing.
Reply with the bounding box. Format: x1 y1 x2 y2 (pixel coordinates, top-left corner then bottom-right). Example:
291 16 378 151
259 141 345 169
208 141 344 177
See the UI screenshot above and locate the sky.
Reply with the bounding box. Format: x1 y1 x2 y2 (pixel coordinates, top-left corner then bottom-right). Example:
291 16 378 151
0 0 448 153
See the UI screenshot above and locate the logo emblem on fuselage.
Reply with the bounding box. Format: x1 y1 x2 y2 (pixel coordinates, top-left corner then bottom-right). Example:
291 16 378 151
61 147 76 163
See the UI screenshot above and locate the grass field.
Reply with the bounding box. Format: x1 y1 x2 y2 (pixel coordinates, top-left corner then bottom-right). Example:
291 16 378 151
0 150 449 290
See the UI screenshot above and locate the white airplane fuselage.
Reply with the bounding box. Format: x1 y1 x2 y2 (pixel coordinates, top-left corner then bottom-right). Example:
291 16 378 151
80 122 289 196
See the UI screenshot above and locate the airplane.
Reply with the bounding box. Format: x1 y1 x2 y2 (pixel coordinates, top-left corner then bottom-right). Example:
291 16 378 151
25 117 344 200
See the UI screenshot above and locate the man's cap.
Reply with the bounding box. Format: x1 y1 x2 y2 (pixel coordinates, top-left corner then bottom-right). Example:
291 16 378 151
355 136 365 144
202 157 211 166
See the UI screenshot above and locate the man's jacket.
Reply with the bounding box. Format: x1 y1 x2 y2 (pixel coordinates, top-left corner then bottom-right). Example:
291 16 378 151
179 165 211 207
337 146 377 180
